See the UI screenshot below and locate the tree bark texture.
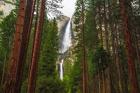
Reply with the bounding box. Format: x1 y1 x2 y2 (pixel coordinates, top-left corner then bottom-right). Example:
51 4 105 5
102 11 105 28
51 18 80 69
119 0 139 93
27 0 46 93
3 0 26 93
81 0 89 93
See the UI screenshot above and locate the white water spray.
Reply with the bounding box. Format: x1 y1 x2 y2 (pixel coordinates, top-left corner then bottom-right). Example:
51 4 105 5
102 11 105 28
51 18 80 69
60 59 64 80
59 19 72 80
60 20 72 53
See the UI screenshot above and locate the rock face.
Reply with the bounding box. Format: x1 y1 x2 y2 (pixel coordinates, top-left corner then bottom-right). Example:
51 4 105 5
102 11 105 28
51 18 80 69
56 15 70 52
57 15 70 33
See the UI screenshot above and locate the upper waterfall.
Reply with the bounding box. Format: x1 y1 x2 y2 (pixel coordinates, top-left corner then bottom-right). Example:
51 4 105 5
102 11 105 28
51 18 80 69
59 19 72 54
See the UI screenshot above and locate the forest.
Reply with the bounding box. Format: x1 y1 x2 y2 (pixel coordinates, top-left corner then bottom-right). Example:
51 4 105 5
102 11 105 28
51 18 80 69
0 0 140 93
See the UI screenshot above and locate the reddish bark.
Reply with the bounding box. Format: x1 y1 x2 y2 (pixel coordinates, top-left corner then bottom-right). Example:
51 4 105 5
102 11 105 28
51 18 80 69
3 0 26 93
16 0 36 92
119 0 139 93
3 0 36 92
27 0 46 93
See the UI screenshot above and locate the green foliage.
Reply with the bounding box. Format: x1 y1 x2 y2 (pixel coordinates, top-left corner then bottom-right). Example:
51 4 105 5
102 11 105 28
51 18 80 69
34 18 66 93
68 41 83 93
65 46 82 93
0 10 16 55
93 47 110 73
68 1 84 92
36 76 66 93
70 59 82 93
38 18 58 77
20 18 65 93
21 79 28 93
0 10 16 82
84 0 99 82
85 8 98 50
21 76 66 93
0 11 3 16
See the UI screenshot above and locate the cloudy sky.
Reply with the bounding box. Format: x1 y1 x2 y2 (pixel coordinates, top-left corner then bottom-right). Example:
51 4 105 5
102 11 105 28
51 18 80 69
60 0 76 18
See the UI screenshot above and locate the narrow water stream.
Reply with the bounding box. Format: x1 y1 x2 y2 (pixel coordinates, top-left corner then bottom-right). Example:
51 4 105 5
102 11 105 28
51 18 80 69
60 59 64 80
59 19 72 80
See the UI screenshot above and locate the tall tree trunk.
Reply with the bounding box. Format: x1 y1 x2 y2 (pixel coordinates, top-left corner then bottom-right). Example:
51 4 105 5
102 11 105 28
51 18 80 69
106 67 111 93
119 0 139 93
98 2 103 46
116 24 124 93
27 0 45 93
103 1 108 92
81 0 89 93
98 70 101 93
15 0 36 92
3 0 27 93
102 70 106 93
103 0 109 52
3 0 36 92
105 1 115 93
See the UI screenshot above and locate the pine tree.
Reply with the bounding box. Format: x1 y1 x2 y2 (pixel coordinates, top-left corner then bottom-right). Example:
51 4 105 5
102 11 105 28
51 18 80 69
0 10 16 90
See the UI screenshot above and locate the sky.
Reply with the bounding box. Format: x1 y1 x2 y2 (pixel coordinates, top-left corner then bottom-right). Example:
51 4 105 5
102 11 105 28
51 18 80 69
60 0 76 18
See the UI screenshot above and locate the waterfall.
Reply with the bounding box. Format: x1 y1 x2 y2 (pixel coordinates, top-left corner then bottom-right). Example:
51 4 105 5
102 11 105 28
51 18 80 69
60 59 64 80
59 19 72 80
60 19 72 54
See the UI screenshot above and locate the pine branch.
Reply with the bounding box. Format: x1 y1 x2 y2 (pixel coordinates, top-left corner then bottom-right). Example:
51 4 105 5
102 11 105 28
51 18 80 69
4 0 17 6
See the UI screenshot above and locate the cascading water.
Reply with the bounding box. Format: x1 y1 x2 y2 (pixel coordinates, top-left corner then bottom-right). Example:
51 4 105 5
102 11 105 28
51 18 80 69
60 59 64 80
59 19 72 80
60 19 72 53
